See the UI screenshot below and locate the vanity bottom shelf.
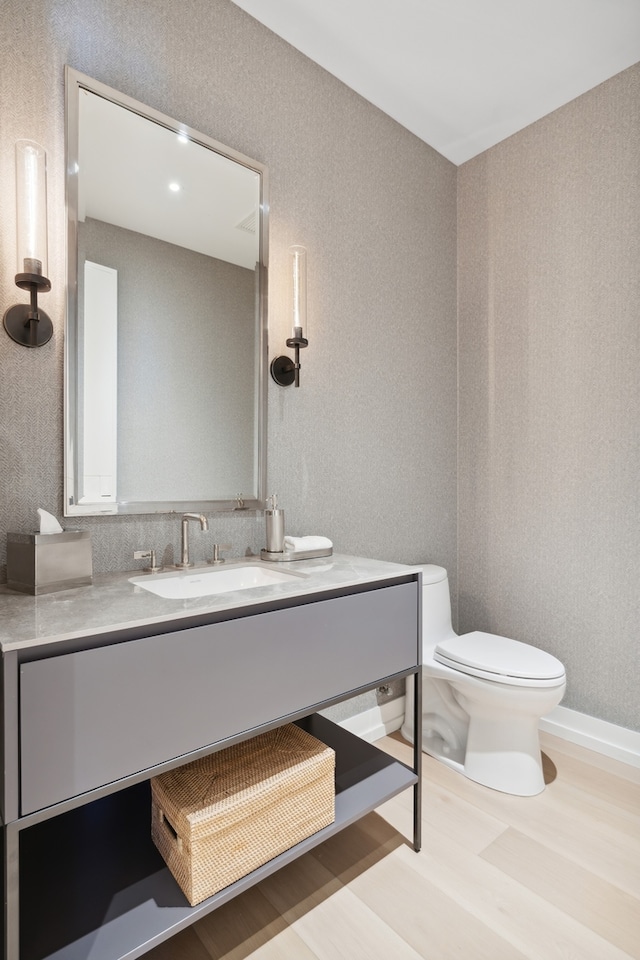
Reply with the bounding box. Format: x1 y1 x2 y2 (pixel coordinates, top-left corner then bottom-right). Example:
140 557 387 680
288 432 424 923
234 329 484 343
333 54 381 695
20 714 417 960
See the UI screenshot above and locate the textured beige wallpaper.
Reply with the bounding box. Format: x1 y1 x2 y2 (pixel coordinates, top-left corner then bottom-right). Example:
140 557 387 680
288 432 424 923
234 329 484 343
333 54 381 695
0 0 457 584
458 64 640 730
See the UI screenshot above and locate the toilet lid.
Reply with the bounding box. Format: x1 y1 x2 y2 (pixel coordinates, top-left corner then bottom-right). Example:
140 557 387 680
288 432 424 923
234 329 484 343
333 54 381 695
435 631 566 685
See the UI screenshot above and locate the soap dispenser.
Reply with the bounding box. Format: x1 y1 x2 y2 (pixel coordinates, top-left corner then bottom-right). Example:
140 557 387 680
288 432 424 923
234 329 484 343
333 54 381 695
264 494 285 554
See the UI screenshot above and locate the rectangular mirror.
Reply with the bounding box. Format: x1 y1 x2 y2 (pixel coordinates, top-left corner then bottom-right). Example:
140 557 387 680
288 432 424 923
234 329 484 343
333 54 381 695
64 67 268 516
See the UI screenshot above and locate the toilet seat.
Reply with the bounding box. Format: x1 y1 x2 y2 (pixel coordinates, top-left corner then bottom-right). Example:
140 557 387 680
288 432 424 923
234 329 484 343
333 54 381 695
434 631 566 688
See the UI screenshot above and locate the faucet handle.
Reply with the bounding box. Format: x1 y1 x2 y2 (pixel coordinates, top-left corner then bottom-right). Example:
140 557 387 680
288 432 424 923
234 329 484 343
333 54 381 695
208 543 231 565
134 549 160 573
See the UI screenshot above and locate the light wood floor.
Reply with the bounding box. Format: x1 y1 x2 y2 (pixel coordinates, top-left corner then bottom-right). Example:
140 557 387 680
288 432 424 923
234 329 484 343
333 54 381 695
146 731 640 960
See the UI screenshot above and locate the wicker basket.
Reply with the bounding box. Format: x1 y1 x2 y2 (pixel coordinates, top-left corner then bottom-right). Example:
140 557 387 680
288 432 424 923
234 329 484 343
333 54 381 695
151 723 335 905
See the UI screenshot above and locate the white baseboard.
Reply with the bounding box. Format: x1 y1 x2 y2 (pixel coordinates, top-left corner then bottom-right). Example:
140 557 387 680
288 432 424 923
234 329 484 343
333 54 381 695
330 697 406 743
335 697 640 769
539 705 640 769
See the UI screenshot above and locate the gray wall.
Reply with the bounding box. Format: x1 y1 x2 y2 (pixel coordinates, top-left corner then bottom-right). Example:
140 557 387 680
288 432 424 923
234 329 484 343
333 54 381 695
458 64 640 730
0 6 456 594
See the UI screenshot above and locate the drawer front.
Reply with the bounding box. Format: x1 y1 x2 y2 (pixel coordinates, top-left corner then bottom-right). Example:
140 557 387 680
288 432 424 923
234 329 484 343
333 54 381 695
20 581 418 814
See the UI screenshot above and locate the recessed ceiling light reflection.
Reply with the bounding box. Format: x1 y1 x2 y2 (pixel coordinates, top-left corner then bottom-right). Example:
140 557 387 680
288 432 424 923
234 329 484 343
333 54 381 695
168 182 181 192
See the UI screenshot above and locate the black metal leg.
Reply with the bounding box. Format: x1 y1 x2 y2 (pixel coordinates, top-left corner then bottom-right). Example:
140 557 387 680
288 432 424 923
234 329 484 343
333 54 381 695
412 667 422 851
4 823 19 959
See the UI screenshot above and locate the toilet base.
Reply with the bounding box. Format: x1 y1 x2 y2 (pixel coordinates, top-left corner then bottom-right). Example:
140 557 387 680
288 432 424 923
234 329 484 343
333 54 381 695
463 714 545 796
409 723 545 796
403 671 560 797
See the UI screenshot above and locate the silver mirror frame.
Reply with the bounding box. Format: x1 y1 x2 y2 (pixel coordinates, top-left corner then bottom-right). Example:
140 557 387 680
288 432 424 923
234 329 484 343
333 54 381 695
63 66 268 516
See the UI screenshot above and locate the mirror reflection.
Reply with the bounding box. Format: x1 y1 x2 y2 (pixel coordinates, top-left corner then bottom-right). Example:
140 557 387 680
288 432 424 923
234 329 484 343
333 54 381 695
64 68 268 515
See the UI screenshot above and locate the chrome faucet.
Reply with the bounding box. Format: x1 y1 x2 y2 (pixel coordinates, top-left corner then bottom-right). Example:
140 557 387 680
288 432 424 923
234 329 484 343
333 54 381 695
176 513 209 568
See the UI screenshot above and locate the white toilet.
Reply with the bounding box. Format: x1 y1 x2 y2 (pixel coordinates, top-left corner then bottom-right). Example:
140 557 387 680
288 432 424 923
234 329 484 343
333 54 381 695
401 564 566 796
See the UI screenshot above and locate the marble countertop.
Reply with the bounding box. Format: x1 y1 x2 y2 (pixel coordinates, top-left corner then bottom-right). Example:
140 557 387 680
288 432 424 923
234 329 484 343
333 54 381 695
0 554 419 653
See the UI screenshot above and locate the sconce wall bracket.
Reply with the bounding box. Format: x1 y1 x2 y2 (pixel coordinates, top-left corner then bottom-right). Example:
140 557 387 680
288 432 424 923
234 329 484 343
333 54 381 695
271 336 308 388
4 272 53 347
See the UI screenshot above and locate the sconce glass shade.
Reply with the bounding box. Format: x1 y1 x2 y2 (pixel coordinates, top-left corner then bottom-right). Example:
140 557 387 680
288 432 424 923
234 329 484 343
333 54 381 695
289 244 307 340
270 243 309 387
15 140 49 279
3 139 53 346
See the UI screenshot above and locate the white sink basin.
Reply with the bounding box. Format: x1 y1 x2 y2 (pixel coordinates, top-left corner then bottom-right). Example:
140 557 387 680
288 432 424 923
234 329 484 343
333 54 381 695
129 563 303 599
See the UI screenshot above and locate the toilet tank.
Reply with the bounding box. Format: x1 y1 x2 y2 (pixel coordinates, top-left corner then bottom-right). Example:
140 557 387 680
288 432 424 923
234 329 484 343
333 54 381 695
419 564 456 656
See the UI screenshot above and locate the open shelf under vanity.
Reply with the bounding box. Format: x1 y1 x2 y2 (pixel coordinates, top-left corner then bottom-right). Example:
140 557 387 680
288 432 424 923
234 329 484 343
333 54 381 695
19 715 418 960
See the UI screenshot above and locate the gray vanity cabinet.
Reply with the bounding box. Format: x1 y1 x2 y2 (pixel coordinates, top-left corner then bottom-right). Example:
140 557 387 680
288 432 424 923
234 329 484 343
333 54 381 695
3 576 422 960
20 582 416 814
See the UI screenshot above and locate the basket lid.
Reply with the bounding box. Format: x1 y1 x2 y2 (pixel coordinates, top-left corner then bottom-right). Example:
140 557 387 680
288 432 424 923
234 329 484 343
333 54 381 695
151 723 333 835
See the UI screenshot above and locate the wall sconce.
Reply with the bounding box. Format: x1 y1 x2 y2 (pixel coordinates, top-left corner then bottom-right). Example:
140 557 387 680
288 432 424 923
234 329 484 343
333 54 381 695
3 140 53 347
270 244 308 387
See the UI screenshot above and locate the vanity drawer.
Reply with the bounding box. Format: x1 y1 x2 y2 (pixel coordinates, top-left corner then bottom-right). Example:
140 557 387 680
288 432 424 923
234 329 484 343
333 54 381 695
20 581 418 814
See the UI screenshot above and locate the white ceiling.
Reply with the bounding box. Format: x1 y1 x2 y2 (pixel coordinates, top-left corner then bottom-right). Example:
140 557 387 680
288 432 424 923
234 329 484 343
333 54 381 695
230 0 640 164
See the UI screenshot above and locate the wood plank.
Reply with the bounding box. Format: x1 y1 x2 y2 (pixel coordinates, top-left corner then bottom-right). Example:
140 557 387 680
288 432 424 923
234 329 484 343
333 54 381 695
540 732 640 786
257 850 424 960
385 835 635 960
411 741 640 897
481 828 640 958
539 733 640 817
344 845 529 960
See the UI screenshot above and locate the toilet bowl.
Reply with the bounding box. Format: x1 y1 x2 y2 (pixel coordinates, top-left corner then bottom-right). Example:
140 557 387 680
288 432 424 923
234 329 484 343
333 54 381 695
401 565 566 796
